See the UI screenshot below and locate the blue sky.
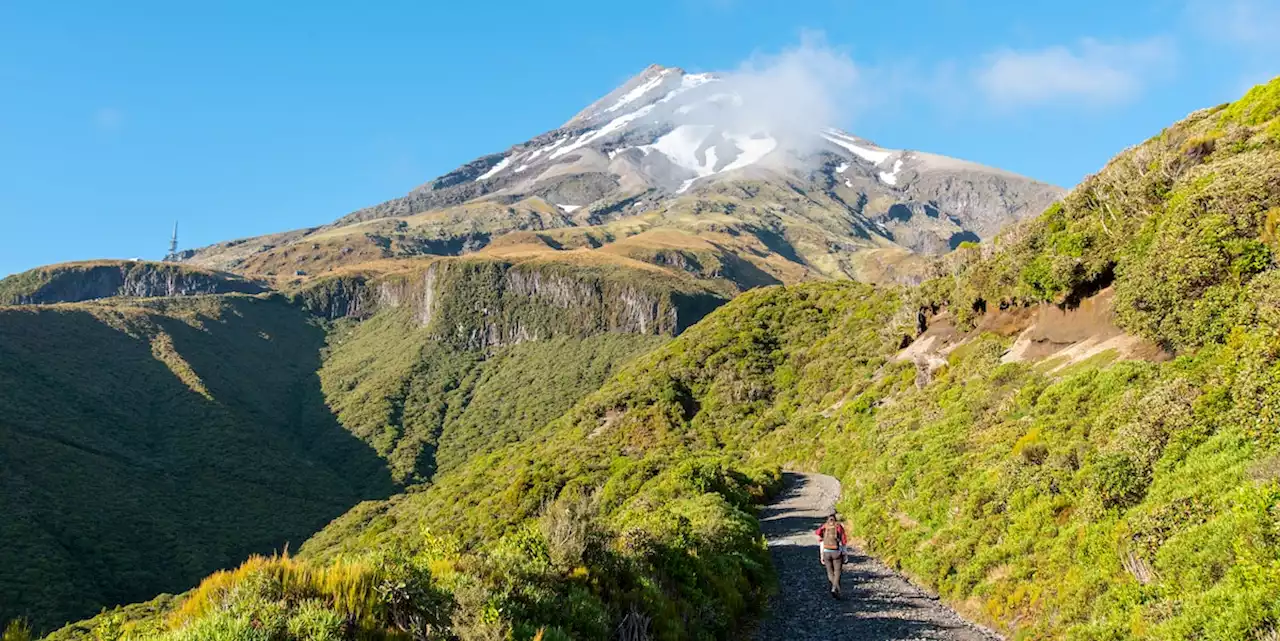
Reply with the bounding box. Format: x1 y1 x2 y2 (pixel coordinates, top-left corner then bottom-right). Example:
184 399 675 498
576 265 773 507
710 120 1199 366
1 0 1278 276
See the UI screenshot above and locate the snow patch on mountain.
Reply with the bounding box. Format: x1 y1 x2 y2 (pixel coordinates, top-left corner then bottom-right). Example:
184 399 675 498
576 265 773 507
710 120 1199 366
605 68 675 115
657 73 721 108
643 125 718 177
476 156 511 181
823 130 893 165
553 105 656 160
721 134 777 172
879 158 904 186
638 125 778 193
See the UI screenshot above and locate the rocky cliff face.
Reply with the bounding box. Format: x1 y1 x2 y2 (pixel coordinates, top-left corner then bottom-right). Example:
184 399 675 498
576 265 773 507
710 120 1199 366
296 258 726 348
291 274 380 320
0 261 265 305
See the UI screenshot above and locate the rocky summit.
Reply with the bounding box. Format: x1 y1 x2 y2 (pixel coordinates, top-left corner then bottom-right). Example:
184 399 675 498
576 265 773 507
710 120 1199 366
174 64 1063 290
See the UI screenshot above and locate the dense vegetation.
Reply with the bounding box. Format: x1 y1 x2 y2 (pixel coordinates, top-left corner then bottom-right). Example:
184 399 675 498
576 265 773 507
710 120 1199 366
0 295 392 632
319 305 667 482
90 282 895 641
923 78 1280 350
45 458 781 641
3 258 713 634
14 77 1280 641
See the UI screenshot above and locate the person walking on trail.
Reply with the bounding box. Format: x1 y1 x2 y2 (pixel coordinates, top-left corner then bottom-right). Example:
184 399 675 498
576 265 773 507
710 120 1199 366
815 513 848 598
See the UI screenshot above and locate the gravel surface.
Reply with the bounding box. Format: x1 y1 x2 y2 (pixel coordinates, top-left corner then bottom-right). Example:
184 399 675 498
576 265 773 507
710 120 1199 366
753 472 1002 641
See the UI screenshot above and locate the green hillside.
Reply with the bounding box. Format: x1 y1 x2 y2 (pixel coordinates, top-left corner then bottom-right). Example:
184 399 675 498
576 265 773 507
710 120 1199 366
19 77 1280 641
318 305 669 483
309 256 722 483
0 295 393 632
3 257 716 634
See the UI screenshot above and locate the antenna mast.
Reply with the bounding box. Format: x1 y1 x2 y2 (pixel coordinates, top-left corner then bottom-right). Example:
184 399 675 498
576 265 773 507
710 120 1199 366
168 221 179 258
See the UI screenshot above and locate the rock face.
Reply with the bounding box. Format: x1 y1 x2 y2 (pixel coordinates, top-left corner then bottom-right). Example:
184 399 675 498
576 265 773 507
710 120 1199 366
0 261 265 305
295 258 727 349
174 65 1064 288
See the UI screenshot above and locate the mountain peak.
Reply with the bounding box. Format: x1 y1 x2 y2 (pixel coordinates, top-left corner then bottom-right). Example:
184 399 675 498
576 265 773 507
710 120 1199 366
176 61 1063 287
563 64 697 128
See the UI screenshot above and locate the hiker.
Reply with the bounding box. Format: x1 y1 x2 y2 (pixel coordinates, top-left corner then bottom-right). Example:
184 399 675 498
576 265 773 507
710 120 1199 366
815 513 848 598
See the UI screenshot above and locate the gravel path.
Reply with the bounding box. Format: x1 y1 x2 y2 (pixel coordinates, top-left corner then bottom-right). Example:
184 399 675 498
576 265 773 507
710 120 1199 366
752 472 1001 641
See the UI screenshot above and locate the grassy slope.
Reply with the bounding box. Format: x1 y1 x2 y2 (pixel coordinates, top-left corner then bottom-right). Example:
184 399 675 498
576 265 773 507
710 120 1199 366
319 305 668 483
0 295 394 633
185 176 945 292
286 282 892 640
302 282 900 553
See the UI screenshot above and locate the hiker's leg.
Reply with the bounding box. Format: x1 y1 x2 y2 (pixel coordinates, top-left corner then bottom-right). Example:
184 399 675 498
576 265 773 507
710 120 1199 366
831 556 842 593
823 554 838 588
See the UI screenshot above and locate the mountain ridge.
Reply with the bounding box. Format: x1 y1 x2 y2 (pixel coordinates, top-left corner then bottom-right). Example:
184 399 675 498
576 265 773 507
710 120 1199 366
170 64 1063 291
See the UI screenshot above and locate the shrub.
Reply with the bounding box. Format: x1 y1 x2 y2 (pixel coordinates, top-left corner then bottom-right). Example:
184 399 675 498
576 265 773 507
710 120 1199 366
1090 453 1148 510
3 621 31 641
1220 79 1280 127
169 554 383 634
285 602 345 641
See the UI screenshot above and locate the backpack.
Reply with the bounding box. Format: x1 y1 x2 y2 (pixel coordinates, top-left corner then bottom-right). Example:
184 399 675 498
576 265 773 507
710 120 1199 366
822 524 841 549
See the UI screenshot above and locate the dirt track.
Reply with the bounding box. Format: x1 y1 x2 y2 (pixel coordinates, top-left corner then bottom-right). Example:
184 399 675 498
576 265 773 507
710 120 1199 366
752 472 1001 641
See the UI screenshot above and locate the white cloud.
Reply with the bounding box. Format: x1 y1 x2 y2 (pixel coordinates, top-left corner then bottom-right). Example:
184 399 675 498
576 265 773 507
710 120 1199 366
94 107 124 132
975 37 1175 109
1186 0 1280 48
663 32 863 152
716 32 861 138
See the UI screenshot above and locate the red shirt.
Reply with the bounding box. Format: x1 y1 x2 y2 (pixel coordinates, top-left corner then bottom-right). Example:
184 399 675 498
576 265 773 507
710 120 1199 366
815 523 848 548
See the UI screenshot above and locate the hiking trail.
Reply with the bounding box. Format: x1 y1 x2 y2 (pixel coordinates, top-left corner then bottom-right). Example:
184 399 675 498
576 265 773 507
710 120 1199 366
752 472 1001 641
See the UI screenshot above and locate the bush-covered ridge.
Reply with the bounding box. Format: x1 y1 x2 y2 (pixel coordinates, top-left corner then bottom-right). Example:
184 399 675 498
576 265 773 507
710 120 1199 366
306 253 724 484
0 260 265 305
919 76 1280 353
1 251 727 631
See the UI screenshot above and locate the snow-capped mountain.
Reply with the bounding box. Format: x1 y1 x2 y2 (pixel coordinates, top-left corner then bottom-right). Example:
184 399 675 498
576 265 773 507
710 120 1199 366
178 64 1064 288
